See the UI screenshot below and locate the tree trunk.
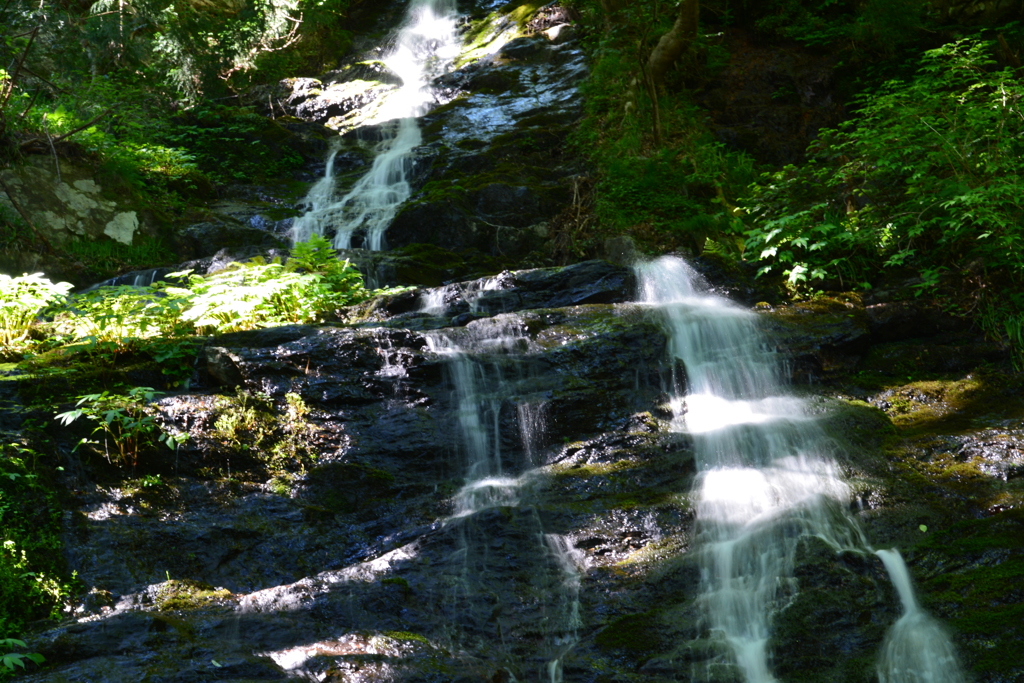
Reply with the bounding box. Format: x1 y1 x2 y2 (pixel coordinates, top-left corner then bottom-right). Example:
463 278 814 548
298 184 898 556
646 0 699 86
599 0 627 15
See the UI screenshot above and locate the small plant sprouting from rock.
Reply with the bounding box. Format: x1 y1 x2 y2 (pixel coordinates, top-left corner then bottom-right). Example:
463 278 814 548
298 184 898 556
55 387 186 469
213 389 317 476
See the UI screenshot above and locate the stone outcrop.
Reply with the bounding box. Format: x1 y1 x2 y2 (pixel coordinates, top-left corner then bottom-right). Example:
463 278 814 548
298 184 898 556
12 258 1022 682
0 157 148 248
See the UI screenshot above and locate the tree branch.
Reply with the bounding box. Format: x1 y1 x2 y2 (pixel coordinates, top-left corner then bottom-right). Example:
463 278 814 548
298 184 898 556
18 108 112 151
0 26 38 108
17 65 70 94
52 108 111 142
647 0 699 87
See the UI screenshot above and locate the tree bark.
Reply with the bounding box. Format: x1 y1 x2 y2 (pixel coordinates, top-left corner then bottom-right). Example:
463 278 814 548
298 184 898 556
646 0 699 87
599 0 627 15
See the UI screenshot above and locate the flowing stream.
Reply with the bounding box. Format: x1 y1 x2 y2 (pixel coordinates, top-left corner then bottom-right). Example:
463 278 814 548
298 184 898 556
426 323 582 682
637 256 963 683
290 0 459 250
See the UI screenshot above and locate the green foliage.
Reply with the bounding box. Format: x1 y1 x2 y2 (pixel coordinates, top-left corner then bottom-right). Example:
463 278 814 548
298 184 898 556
0 443 72 637
0 0 348 220
63 236 177 282
744 38 1024 313
181 262 342 333
750 0 926 52
54 387 186 468
0 274 74 358
14 238 398 401
10 76 207 212
0 638 44 676
55 284 191 353
179 234 385 333
84 0 350 102
0 204 30 255
569 0 754 253
212 388 316 474
158 104 304 184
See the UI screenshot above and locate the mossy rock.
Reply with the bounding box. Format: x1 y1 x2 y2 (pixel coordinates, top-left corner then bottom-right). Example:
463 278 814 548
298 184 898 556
770 537 892 683
155 579 232 611
303 461 396 514
595 611 667 654
16 348 176 406
915 510 1024 677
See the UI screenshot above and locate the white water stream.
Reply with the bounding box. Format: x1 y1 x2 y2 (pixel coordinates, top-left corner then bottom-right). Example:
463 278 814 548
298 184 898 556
426 324 582 682
637 256 963 683
291 0 459 250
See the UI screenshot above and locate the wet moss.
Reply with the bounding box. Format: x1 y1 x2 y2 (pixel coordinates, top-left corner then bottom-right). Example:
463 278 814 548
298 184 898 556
155 579 232 612
305 461 396 513
17 349 165 406
595 611 666 654
551 459 639 478
616 536 687 567
382 630 429 644
457 1 545 67
770 539 890 683
917 511 1024 674
381 577 411 594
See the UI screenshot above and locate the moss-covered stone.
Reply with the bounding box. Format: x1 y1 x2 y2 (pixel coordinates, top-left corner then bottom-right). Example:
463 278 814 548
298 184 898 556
915 510 1024 677
303 461 396 514
155 579 232 611
595 611 666 654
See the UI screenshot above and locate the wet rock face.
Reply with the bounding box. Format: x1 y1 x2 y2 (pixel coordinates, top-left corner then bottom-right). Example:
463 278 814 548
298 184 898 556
30 259 688 682
262 1 587 260
20 257 1024 682
759 294 871 382
0 157 150 249
387 30 588 257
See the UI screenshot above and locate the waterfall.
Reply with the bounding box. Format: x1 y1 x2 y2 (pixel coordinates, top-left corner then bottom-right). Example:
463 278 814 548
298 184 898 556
876 549 965 683
637 255 963 683
426 322 581 681
291 0 459 250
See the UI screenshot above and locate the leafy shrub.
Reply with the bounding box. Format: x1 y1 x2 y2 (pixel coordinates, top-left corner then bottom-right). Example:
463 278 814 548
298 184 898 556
751 0 926 52
84 0 349 101
569 0 753 254
55 284 191 353
63 236 177 282
0 274 73 358
158 104 304 184
0 443 72 637
55 387 186 468
745 38 1024 289
177 234 391 333
0 638 44 676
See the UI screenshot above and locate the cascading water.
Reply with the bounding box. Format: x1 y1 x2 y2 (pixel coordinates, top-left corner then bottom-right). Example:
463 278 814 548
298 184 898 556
426 323 581 682
290 0 459 250
876 549 965 683
637 256 963 683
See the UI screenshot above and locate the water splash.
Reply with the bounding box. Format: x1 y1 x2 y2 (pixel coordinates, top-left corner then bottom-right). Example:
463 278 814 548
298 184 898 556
876 549 965 683
637 255 963 683
291 0 459 250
